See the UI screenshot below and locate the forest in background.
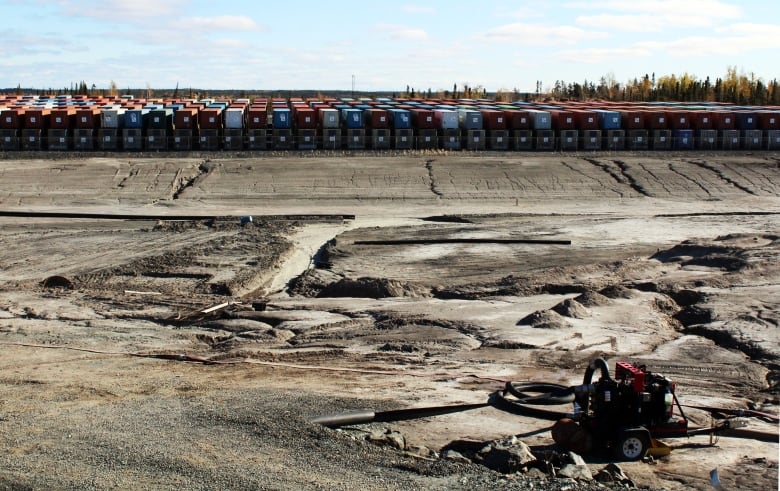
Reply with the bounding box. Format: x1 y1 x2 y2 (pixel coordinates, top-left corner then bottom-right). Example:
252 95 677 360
4 66 778 106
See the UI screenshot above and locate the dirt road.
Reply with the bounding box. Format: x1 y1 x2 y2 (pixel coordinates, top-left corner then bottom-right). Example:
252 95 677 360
0 153 778 490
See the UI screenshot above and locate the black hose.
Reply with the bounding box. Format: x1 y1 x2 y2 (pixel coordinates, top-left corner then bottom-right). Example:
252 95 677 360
491 382 574 421
583 358 611 385
505 382 575 406
576 358 611 415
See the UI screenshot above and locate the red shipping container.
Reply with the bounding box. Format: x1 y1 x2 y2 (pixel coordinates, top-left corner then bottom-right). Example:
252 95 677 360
620 111 645 129
504 110 532 130
550 110 576 130
644 111 668 130
691 112 713 130
364 108 389 128
0 108 24 129
199 108 223 129
759 111 780 130
24 108 51 129
712 111 735 130
175 108 199 130
667 111 691 129
481 109 506 130
410 109 435 129
74 108 100 129
49 109 75 129
572 110 599 130
294 107 317 128
247 108 267 128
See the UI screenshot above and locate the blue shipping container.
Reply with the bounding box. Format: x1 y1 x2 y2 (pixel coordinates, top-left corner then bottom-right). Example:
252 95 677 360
342 108 364 128
387 109 411 129
124 109 146 129
595 110 621 130
273 108 291 129
527 110 552 130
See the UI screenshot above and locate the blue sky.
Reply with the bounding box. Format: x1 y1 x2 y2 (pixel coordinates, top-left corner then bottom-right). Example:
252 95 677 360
1 0 777 93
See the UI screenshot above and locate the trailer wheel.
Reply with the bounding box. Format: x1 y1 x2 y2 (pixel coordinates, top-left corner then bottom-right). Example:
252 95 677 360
615 431 649 461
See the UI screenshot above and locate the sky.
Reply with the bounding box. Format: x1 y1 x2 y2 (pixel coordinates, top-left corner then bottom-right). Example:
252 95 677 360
0 0 778 93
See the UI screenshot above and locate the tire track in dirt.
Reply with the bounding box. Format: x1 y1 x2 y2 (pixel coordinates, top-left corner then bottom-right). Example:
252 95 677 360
559 160 623 197
667 162 712 197
635 161 673 195
722 162 775 195
581 157 649 197
425 159 442 198
687 159 757 195
172 160 217 200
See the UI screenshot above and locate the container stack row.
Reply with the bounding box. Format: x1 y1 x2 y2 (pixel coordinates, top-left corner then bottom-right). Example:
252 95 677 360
1 95 778 152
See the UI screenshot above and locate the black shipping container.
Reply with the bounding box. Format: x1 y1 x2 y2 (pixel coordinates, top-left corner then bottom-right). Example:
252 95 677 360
488 130 509 150
224 128 244 150
462 130 485 150
696 130 717 150
626 129 648 150
440 128 460 150
394 129 413 150
98 129 118 150
47 129 69 151
371 129 391 150
651 130 672 150
581 130 602 150
604 130 624 150
721 130 740 150
322 128 341 150
559 130 578 151
417 128 437 149
535 130 555 151
511 130 533 150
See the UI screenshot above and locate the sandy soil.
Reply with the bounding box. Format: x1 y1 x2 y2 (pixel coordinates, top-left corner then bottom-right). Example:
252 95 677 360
0 152 778 490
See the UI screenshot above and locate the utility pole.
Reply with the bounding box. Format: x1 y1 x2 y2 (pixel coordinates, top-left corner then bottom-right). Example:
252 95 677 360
351 74 355 99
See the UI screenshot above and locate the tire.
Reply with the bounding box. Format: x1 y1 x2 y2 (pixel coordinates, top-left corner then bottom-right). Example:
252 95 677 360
615 431 649 461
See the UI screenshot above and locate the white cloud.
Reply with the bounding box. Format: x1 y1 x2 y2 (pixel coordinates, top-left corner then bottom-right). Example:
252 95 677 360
59 0 188 21
572 0 745 32
401 4 434 14
718 22 780 37
181 15 264 31
480 22 608 46
558 46 655 63
0 29 85 57
567 0 742 19
374 24 429 41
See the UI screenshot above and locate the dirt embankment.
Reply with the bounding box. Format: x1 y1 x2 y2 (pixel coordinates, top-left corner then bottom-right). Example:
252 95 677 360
0 154 778 490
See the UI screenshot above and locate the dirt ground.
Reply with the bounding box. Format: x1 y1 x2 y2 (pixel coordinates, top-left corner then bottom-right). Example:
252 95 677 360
0 152 778 490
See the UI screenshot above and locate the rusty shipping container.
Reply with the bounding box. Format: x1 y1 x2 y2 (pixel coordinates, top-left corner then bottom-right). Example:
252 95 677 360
199 108 223 130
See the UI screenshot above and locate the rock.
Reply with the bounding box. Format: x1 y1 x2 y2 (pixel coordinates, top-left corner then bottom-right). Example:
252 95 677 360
567 451 586 467
367 428 406 450
558 463 593 481
599 285 636 299
442 449 472 464
477 438 537 474
524 467 548 479
595 463 633 487
406 444 436 459
270 328 295 342
517 310 572 329
552 298 591 319
574 289 611 307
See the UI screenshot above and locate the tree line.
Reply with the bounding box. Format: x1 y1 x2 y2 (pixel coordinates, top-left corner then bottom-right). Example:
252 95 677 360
546 67 779 106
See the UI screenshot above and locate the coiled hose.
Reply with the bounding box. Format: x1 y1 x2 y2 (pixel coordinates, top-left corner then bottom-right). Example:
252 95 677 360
490 382 575 421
